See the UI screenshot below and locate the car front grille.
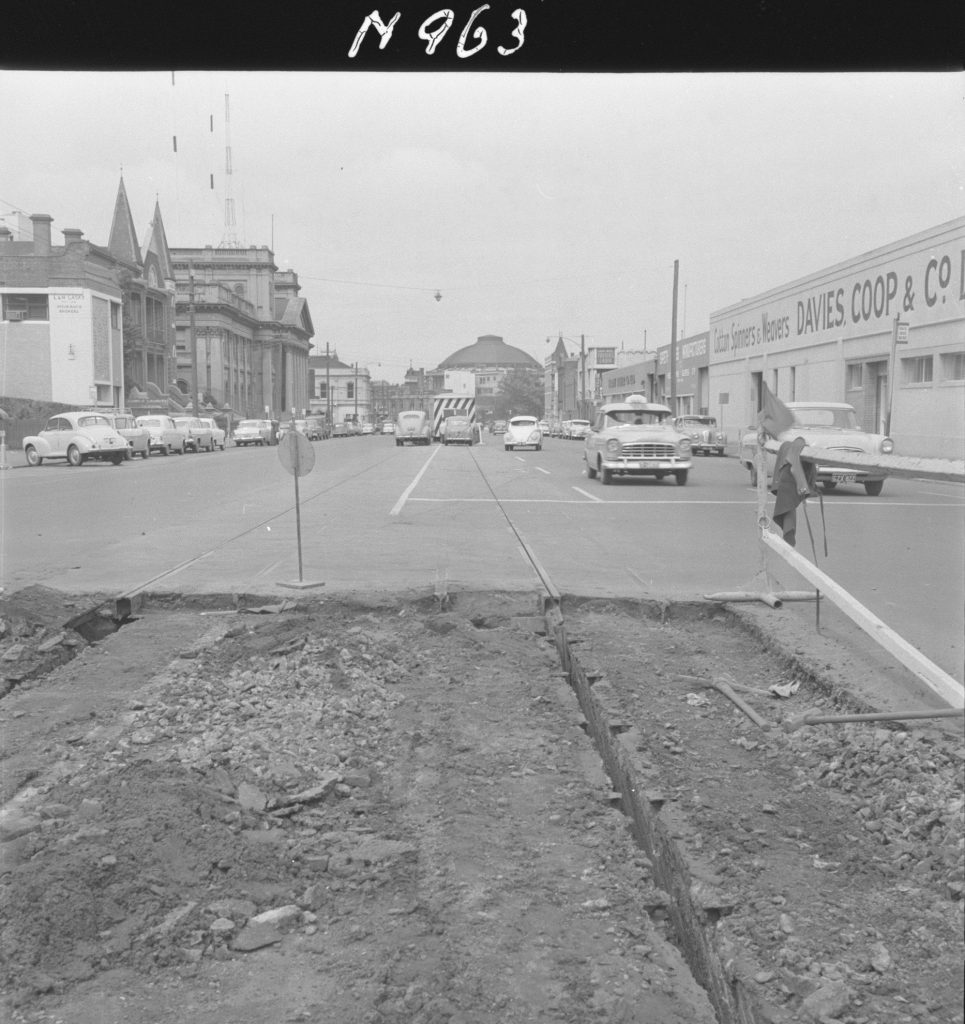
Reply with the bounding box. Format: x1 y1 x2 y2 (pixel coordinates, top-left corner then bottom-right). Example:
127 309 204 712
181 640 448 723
620 442 677 458
826 445 866 455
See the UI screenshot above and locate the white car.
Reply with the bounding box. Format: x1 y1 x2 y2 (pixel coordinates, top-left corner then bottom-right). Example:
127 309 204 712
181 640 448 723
584 395 692 485
738 402 893 495
136 414 187 455
504 415 542 451
199 417 226 450
564 419 591 440
23 411 131 467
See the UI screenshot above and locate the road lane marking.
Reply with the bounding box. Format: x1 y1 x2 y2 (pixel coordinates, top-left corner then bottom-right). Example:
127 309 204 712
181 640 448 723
535 467 551 475
389 444 443 516
572 487 602 501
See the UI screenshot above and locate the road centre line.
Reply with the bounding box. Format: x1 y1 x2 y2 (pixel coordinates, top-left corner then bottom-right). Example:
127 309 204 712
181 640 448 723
389 445 442 516
535 466 551 475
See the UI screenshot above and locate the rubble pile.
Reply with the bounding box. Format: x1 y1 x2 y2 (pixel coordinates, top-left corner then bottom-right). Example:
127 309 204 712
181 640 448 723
790 722 965 898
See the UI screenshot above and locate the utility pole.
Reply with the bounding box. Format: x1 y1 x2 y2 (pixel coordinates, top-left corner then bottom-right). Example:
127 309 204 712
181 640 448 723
670 260 679 415
325 342 332 432
354 362 359 424
188 260 200 416
580 334 586 420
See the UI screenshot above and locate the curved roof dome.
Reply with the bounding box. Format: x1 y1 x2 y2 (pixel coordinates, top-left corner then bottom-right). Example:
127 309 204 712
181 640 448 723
439 334 539 370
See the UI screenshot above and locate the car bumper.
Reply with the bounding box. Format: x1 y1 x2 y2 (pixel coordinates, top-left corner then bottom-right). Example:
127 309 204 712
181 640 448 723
599 456 692 474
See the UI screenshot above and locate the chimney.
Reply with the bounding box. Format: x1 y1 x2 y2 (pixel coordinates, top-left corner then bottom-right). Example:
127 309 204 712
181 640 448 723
62 228 84 245
30 214 53 256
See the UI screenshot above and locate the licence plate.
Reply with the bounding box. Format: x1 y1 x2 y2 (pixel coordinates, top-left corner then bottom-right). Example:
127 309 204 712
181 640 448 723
639 460 660 469
832 472 856 484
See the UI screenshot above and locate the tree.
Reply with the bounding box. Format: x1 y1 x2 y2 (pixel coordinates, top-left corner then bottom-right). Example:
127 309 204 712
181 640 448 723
496 368 543 419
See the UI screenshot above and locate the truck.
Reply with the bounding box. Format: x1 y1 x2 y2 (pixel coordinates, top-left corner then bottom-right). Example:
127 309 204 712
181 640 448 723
432 394 476 442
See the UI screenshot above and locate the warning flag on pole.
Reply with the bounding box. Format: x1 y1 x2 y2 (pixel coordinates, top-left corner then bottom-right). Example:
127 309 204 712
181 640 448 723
759 381 794 440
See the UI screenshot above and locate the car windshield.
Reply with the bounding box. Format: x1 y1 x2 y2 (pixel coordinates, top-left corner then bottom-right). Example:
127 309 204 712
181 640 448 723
399 413 423 423
238 420 264 429
114 416 133 428
679 417 714 428
448 418 470 427
792 407 858 430
77 415 111 428
139 418 162 427
510 418 537 426
604 409 668 427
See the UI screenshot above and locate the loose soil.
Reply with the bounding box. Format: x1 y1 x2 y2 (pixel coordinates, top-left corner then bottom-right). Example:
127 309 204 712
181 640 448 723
0 592 962 1024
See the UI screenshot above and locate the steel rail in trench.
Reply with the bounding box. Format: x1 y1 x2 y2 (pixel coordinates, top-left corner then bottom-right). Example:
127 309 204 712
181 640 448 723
465 446 773 1024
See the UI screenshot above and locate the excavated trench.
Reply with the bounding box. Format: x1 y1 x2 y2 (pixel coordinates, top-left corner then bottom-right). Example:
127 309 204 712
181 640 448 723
1 589 961 1023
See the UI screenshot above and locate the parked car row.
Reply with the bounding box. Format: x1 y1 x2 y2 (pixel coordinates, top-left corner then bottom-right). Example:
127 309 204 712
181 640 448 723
22 411 228 466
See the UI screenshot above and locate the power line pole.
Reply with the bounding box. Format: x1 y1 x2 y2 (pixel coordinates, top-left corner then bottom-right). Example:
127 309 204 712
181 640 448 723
580 334 586 419
326 342 331 433
188 260 200 416
354 362 359 424
670 260 679 415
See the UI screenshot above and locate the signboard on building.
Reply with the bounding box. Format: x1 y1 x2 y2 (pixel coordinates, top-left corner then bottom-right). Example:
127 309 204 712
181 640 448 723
709 224 965 363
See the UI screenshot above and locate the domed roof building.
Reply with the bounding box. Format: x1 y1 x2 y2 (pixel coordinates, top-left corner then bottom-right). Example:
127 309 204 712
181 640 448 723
439 333 540 371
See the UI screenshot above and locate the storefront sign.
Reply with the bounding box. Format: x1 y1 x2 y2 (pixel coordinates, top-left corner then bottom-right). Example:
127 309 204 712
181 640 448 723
710 233 965 360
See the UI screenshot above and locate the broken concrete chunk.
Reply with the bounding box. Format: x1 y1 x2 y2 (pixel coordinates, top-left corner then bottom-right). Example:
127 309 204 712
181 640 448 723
230 921 283 951
268 772 340 810
237 782 268 812
249 904 302 928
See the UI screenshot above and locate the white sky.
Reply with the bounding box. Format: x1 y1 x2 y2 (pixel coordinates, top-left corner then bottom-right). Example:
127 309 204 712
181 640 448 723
1 71 962 383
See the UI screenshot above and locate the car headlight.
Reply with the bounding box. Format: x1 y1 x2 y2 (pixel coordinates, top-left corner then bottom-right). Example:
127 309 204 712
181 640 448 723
880 438 894 454
605 438 621 455
716 433 724 442
678 438 692 454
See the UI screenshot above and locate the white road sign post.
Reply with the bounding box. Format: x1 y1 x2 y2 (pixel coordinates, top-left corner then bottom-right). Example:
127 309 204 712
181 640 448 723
277 430 324 590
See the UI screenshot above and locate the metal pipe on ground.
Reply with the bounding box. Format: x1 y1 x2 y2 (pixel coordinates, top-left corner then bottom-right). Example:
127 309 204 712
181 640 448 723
783 707 965 733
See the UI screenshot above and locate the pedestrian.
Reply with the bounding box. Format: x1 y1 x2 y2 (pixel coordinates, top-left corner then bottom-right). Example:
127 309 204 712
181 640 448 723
770 436 816 547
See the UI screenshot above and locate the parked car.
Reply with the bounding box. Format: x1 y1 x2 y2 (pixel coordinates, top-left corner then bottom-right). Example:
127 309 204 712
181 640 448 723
172 416 215 453
492 420 507 435
504 415 542 451
332 423 350 438
538 420 550 437
23 411 131 467
381 421 396 435
738 401 893 495
675 415 727 457
303 418 326 441
234 419 277 447
136 414 187 455
395 410 431 446
360 422 375 435
102 411 151 459
564 419 591 440
441 415 475 445
584 395 692 485
199 417 226 450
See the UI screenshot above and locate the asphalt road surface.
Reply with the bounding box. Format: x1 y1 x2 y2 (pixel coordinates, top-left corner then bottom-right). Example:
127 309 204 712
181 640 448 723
2 433 962 683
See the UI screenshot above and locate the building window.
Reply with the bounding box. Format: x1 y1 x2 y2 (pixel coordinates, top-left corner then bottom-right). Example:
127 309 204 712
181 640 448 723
940 351 965 382
595 348 616 365
902 355 933 385
789 365 796 400
845 363 862 390
316 382 328 399
346 383 354 399
2 293 49 321
110 302 120 329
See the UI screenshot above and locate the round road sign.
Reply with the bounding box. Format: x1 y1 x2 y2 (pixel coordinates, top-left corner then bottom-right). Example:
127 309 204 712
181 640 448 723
278 430 315 476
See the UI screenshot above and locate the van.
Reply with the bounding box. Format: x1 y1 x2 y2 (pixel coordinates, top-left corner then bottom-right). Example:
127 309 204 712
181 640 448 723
395 409 431 446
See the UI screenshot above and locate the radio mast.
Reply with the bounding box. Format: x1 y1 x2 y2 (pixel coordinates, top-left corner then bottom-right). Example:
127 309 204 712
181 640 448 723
220 93 239 247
